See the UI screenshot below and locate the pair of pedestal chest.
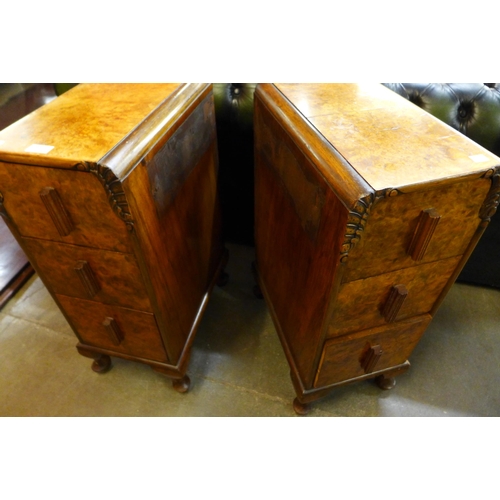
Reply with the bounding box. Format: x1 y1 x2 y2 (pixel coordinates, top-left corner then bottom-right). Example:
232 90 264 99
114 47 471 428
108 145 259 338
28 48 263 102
253 83 500 413
0 83 227 392
2 82 499 412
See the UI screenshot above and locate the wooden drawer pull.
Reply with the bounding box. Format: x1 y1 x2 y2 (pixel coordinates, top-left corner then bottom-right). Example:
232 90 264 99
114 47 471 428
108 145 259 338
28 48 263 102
39 186 74 236
407 208 441 261
383 284 408 323
103 317 123 346
74 260 100 298
360 343 383 373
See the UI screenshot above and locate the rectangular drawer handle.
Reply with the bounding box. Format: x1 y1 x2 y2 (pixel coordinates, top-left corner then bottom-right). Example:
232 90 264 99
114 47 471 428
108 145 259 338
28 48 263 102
74 260 101 298
39 186 74 237
102 317 123 346
383 284 408 323
360 343 383 373
407 208 441 261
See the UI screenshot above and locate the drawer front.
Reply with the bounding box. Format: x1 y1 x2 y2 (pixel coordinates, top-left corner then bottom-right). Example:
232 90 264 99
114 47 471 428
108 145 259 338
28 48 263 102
315 315 431 388
344 177 490 282
57 295 167 362
328 256 460 338
0 162 133 253
24 238 152 312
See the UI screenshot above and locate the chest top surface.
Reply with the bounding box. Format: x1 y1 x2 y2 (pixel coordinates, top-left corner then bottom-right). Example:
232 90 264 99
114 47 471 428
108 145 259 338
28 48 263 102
274 83 500 191
0 83 181 170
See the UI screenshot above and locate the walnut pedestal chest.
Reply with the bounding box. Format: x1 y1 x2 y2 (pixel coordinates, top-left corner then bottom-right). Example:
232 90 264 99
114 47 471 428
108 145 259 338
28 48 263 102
253 83 500 414
0 83 227 393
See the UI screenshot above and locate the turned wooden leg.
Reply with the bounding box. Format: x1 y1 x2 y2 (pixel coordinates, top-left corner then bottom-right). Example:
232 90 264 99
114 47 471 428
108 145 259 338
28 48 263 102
293 398 310 415
77 345 112 374
172 375 191 393
217 271 229 287
151 366 191 394
375 374 397 390
91 354 112 374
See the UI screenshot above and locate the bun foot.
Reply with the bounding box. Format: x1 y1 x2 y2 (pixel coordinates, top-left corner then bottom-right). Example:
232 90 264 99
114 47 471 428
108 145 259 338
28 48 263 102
293 398 310 415
172 375 191 393
217 271 229 287
375 374 396 390
91 354 112 374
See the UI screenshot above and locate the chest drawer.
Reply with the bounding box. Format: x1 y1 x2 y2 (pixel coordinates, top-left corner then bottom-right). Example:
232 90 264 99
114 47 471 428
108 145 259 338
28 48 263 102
328 256 460 338
57 295 167 362
24 238 152 312
315 315 431 388
0 162 133 253
344 177 490 282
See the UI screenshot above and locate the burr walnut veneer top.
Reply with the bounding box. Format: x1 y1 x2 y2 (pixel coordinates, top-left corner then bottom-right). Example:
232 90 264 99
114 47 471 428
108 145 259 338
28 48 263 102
0 83 182 171
275 83 500 191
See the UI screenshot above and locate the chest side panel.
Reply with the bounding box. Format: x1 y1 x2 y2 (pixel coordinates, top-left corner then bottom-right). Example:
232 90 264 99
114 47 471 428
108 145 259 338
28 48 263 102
123 92 223 365
254 94 348 388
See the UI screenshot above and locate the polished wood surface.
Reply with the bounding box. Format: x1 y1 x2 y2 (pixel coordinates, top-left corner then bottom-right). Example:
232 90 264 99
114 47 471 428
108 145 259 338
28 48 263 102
254 95 346 388
120 91 224 366
315 315 431 388
22 237 152 311
0 162 134 252
254 83 500 413
57 294 168 362
0 84 180 168
343 177 491 281
0 83 226 391
327 256 460 337
255 83 372 211
275 83 500 191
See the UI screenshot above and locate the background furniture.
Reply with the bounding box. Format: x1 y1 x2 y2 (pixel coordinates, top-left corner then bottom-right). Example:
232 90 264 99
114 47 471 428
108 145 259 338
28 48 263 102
383 83 500 287
253 83 500 413
213 83 257 245
53 83 78 96
0 83 227 391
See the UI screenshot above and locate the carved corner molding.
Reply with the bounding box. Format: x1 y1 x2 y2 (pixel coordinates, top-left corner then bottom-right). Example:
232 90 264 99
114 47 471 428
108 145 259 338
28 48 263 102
340 196 372 264
73 161 135 232
340 188 399 264
480 167 500 223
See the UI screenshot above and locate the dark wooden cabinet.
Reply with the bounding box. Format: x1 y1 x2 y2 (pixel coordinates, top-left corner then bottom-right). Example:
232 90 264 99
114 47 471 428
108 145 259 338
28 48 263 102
0 83 227 392
253 83 500 413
